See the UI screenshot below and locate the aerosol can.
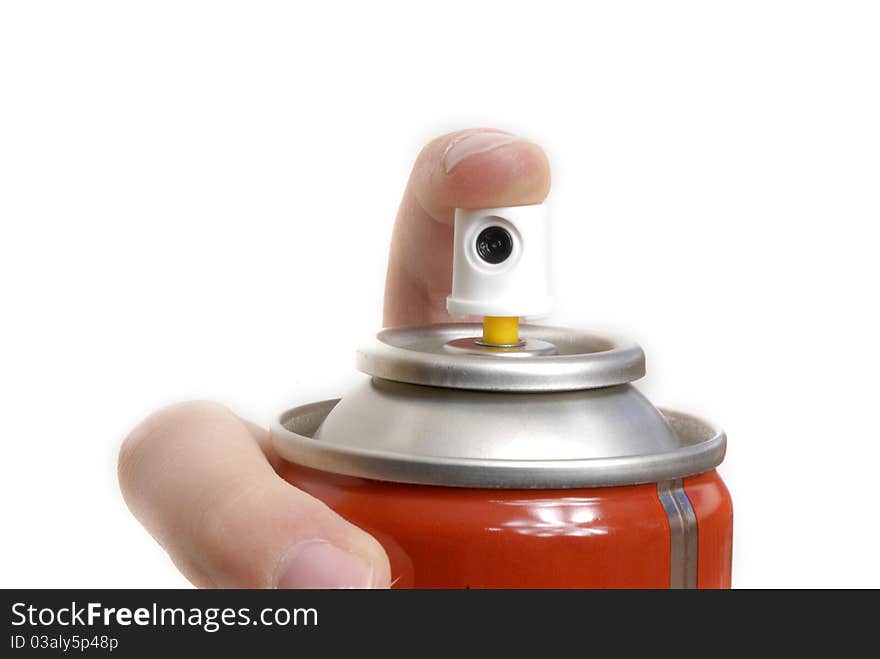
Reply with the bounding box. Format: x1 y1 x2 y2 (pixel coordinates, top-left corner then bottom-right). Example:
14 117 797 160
271 203 733 588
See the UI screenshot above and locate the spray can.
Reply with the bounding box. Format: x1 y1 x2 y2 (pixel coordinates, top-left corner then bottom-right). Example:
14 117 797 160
271 204 732 588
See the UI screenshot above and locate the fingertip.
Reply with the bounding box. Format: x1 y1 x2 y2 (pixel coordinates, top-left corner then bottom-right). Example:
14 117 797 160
444 138 551 209
412 129 552 222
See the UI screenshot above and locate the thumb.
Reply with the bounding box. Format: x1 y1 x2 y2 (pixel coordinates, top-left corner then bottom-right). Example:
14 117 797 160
119 401 390 588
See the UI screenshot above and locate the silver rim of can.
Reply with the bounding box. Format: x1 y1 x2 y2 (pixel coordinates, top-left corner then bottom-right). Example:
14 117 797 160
355 323 646 392
270 399 726 489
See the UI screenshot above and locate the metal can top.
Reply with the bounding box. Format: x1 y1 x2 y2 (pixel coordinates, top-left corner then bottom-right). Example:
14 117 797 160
356 323 646 392
271 324 726 489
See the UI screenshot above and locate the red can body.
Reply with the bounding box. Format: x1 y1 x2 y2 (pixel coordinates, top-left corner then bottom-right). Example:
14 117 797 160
281 463 732 589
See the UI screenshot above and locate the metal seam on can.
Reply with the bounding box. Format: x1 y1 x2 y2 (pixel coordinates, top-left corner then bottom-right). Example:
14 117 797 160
657 479 699 589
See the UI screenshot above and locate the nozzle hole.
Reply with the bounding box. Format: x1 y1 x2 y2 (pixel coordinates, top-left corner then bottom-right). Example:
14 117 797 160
475 226 514 264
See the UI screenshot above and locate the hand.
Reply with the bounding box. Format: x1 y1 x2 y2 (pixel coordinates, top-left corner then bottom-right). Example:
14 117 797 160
118 128 551 588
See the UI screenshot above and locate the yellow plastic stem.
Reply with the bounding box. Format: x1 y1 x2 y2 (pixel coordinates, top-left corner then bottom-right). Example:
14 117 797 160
482 316 520 346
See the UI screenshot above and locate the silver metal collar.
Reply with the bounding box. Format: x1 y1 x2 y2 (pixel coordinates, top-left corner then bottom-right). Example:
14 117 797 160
271 399 726 489
356 323 645 392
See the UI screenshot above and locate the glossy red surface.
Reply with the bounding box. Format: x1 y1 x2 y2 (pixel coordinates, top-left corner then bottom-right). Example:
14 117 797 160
280 463 732 588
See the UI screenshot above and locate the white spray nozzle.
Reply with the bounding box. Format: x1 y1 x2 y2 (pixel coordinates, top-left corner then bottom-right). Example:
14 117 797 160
446 204 553 320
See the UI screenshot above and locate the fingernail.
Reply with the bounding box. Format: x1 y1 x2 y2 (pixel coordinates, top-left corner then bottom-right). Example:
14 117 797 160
443 130 520 174
277 540 376 589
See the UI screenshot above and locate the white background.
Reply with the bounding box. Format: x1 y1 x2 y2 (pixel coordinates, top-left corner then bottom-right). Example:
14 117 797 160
2 2 878 588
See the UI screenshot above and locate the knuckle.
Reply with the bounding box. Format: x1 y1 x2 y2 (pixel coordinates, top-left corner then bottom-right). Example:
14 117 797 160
117 400 230 491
